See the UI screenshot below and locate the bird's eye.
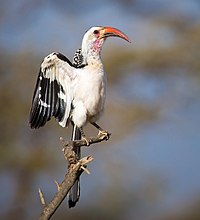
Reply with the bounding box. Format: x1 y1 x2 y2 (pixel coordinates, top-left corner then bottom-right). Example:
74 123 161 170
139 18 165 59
93 30 99 35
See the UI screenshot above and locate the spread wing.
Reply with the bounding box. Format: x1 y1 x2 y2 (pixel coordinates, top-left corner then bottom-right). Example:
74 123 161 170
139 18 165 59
29 52 75 128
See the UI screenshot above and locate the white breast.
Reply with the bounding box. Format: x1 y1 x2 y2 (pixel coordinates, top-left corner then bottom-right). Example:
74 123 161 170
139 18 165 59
71 63 106 128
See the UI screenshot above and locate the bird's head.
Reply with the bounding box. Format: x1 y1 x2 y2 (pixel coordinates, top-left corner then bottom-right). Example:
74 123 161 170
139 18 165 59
81 26 130 62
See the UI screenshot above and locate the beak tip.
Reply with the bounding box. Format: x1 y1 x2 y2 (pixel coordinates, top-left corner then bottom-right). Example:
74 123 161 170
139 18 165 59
103 26 131 43
127 38 131 43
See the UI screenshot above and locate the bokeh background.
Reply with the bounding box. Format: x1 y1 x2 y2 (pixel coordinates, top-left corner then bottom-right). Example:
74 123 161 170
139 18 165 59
1 0 200 219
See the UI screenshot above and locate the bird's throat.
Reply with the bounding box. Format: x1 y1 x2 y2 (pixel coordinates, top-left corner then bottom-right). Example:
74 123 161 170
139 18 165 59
93 39 103 53
81 38 104 65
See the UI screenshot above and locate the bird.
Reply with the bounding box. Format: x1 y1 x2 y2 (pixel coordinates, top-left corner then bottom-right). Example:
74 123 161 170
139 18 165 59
29 26 130 208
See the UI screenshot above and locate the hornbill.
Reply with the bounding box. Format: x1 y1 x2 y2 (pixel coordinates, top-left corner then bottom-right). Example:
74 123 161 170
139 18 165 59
29 26 130 207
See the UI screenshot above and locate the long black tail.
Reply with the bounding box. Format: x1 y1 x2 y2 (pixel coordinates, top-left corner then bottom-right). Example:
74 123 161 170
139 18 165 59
68 123 81 208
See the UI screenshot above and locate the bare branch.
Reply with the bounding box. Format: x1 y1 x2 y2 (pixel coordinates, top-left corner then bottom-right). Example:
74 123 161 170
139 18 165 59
38 132 110 220
38 156 93 220
62 131 111 151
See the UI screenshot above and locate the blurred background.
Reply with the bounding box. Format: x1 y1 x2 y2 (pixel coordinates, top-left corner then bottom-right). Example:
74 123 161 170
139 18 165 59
0 0 200 219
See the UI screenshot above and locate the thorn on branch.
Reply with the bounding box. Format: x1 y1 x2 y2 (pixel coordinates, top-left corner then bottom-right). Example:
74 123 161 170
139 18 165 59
79 155 94 174
54 180 61 191
39 188 46 208
81 165 90 174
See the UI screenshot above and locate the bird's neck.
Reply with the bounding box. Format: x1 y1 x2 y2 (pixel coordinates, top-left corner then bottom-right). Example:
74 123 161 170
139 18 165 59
85 51 102 66
81 40 103 66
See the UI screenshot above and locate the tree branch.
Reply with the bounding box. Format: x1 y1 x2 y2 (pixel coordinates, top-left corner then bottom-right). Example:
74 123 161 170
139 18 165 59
38 132 110 220
62 131 111 148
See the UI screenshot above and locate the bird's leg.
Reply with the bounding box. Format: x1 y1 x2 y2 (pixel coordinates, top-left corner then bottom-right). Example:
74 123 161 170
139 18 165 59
79 127 90 146
91 122 110 140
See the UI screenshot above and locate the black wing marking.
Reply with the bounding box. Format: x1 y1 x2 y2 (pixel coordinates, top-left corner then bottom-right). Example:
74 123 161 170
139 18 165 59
29 52 74 129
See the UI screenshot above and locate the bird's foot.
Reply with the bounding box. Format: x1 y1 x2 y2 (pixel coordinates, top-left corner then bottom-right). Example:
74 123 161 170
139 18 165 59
79 127 90 146
81 136 90 146
98 130 110 141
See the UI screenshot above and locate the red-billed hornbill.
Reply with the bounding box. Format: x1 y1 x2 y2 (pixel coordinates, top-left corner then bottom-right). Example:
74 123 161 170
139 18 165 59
29 26 130 207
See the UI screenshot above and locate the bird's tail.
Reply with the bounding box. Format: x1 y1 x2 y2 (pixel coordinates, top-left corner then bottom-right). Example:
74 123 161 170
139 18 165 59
68 123 81 208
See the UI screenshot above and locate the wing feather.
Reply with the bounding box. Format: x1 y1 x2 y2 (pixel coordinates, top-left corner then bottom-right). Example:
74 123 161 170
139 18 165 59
29 52 75 128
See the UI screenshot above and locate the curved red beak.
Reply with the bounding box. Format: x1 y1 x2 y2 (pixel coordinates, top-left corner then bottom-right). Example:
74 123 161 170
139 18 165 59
100 26 131 43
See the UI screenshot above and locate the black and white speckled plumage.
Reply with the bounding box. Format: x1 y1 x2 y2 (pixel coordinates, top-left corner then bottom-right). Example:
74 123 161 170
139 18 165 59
73 48 84 67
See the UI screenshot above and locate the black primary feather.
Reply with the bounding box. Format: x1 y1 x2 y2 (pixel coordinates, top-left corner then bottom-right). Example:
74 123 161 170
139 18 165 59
29 53 71 129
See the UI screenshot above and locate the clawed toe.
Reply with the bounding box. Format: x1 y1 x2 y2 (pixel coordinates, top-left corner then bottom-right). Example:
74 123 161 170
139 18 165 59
98 130 110 140
82 137 90 146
